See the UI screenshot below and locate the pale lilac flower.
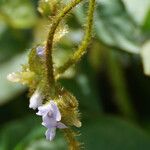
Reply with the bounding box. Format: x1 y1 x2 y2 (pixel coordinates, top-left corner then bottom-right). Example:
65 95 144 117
37 101 61 121
37 101 67 141
29 89 43 110
36 46 45 56
43 117 67 141
45 122 67 141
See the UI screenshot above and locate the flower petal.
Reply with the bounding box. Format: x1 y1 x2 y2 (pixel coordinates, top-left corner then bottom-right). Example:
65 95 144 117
42 115 57 128
45 128 56 141
36 104 51 116
50 101 61 121
56 122 67 129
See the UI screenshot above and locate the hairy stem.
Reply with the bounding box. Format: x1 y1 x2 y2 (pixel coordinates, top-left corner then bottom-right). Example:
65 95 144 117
55 0 96 79
45 0 84 95
63 129 81 150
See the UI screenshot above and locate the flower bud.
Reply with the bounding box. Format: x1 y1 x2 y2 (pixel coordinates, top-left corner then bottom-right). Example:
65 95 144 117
7 70 35 85
29 89 43 110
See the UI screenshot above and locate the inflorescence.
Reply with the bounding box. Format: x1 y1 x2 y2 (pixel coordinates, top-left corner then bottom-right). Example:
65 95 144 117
7 0 95 149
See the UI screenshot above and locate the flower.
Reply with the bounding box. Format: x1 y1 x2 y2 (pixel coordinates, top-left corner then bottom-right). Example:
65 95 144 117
37 101 67 141
44 117 67 141
29 89 43 110
36 46 45 56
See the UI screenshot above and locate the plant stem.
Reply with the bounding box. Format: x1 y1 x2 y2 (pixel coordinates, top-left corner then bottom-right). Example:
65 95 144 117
55 0 96 79
45 0 84 95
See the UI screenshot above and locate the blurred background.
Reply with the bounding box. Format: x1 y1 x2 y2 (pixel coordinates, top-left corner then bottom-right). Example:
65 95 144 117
0 0 150 149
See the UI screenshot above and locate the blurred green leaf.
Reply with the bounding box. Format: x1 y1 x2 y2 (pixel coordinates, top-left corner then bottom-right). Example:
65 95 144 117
123 0 150 25
0 51 28 105
0 28 32 63
75 0 141 53
60 68 102 114
0 116 40 150
25 138 66 150
0 115 67 150
0 0 37 29
141 41 150 76
1 115 150 150
106 49 136 119
0 20 7 36
80 116 150 150
14 126 45 150
143 10 150 32
15 126 67 150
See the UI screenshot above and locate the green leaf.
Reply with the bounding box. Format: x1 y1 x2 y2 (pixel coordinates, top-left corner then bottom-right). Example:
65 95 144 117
143 10 150 31
0 116 67 150
122 0 150 25
0 0 37 29
60 67 102 113
0 51 28 105
0 116 41 150
141 41 150 76
25 138 66 150
80 116 150 150
1 115 150 150
75 0 141 53
0 28 32 63
14 126 45 150
15 127 67 150
0 20 7 36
